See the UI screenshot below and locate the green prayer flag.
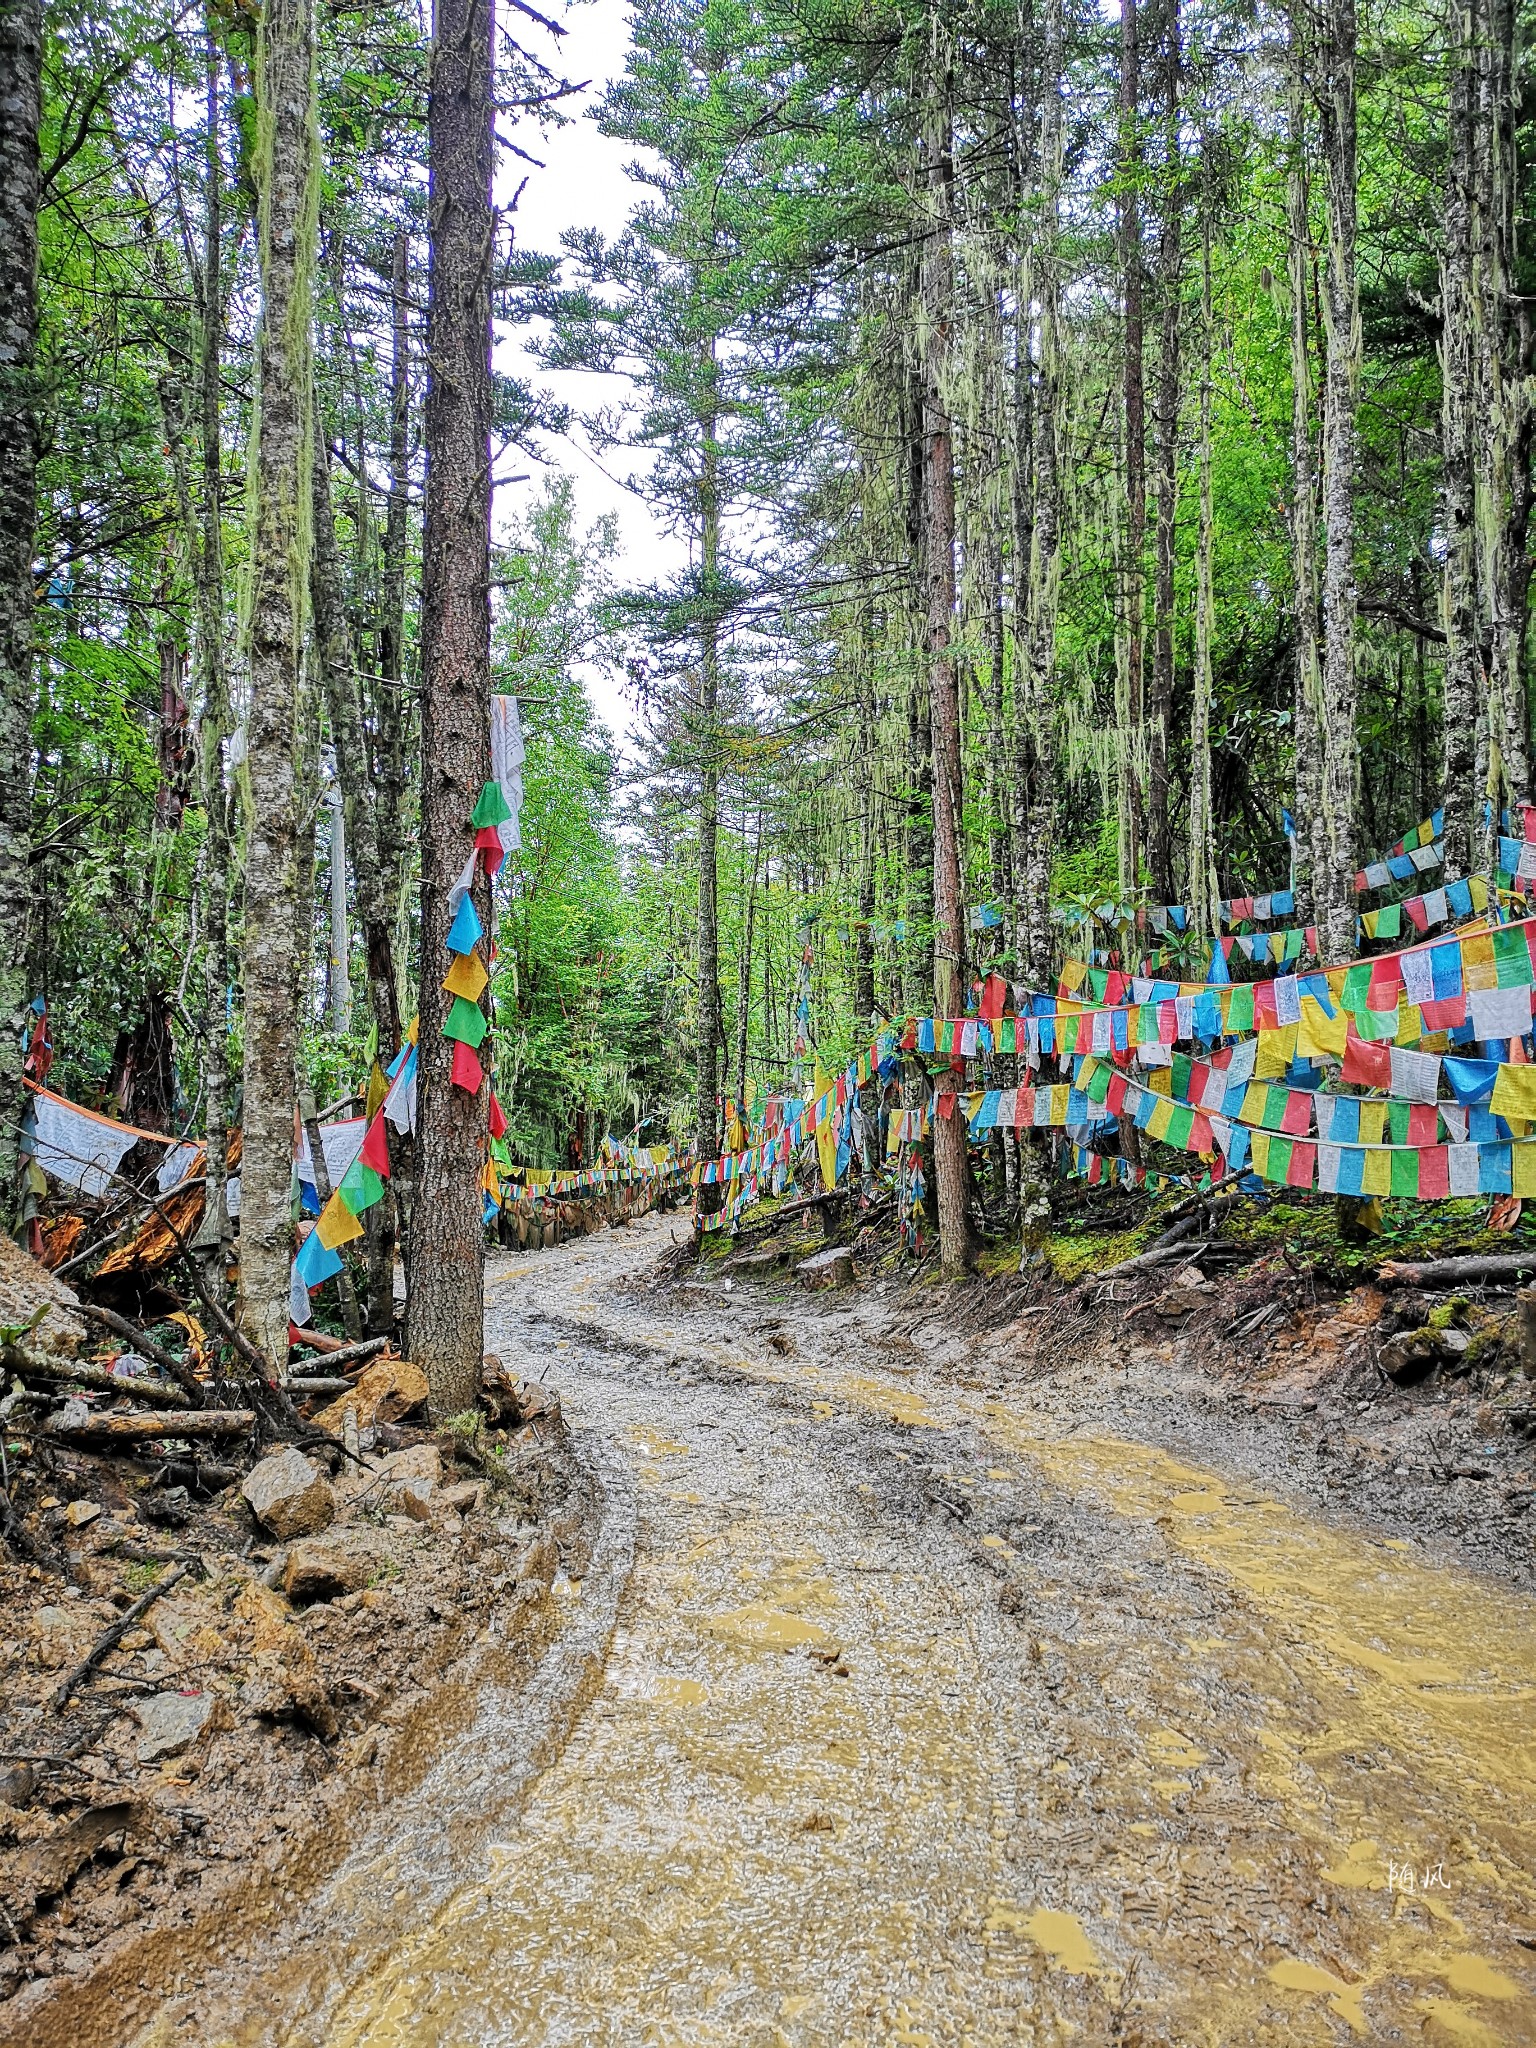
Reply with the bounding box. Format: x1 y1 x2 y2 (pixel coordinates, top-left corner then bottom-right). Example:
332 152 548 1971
1225 985 1255 1034
1386 1101 1410 1146
338 1159 386 1214
1340 963 1372 1012
1376 904 1402 941
1084 1058 1111 1105
470 779 512 829
1494 926 1531 990
1171 1052 1193 1100
443 995 489 1048
1166 1101 1194 1149
1390 1146 1420 1197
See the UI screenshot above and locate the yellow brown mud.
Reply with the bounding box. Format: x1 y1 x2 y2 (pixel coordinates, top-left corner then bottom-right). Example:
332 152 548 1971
149 1220 1536 2044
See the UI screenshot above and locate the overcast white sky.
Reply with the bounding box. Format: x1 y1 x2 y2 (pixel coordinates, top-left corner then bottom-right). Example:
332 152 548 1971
494 0 673 746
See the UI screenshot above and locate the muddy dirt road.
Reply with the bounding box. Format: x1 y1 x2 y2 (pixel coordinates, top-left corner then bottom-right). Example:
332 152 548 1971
150 1216 1536 2046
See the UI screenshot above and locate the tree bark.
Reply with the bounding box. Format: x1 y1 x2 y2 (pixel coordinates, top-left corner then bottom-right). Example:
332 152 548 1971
1017 0 1064 994
0 0 40 1223
311 429 399 1047
693 347 723 1206
1285 24 1323 933
1314 0 1360 961
1439 0 1480 879
240 0 318 1372
1147 0 1181 906
378 227 413 986
1474 0 1532 805
1116 0 1146 899
1189 165 1220 936
919 43 973 1278
408 0 494 1418
197 36 233 1297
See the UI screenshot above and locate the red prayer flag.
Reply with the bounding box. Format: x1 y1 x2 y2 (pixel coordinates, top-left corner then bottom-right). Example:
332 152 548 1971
980 972 1007 1023
1286 1139 1316 1190
1280 1091 1312 1137
1418 1145 1450 1199
1421 994 1467 1031
358 1113 391 1175
1105 1073 1128 1117
1367 956 1403 1009
1342 1025 1390 1089
450 1037 484 1094
488 1089 508 1139
1255 981 1278 1030
1407 1103 1439 1148
936 1086 956 1119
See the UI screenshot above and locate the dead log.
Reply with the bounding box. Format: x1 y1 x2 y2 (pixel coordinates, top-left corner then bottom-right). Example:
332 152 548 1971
2 1348 191 1410
1064 1242 1190 1300
49 1562 191 1710
76 1303 205 1405
42 1408 255 1445
290 1376 354 1396
289 1333 390 1374
1376 1254 1536 1289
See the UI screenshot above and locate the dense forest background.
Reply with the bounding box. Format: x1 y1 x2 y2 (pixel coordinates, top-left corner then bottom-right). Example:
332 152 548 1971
2 0 1533 1336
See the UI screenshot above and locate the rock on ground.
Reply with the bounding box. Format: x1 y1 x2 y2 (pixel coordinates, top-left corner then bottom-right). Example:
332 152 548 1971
312 1356 429 1437
283 1528 395 1605
130 1690 217 1764
242 1447 336 1540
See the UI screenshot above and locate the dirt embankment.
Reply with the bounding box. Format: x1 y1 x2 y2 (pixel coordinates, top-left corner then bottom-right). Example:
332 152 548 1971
689 1189 1536 1587
0 1344 601 2046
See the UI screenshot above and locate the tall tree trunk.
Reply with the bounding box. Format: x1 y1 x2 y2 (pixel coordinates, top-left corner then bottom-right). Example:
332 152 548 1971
312 430 400 1046
1116 0 1146 897
1286 25 1324 932
920 42 973 1277
694 346 723 1203
197 36 233 1295
1189 167 1220 937
1018 0 1064 994
0 0 40 1222
325 784 350 1029
1147 0 1181 906
240 0 317 1371
1314 0 1360 961
734 801 761 1104
1440 0 1481 879
378 227 412 983
408 0 494 1416
1475 0 1532 805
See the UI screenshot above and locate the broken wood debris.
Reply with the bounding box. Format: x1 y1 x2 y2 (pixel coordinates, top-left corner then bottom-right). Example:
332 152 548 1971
48 1560 193 1711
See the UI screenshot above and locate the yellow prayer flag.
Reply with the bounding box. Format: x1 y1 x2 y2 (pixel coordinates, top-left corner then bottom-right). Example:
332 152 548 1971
1358 1102 1387 1147
1048 1085 1069 1125
443 949 489 1003
1361 1146 1392 1197
1146 1095 1175 1142
1463 932 1498 991
1240 1082 1268 1126
1492 1063 1536 1124
315 1193 364 1250
1298 997 1348 1062
1255 1025 1297 1080
1147 1067 1172 1097
1470 875 1490 911
1514 1144 1536 1198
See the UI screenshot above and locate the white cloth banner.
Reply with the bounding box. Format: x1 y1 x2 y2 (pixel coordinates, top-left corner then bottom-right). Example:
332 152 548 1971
490 694 525 855
295 1117 368 1191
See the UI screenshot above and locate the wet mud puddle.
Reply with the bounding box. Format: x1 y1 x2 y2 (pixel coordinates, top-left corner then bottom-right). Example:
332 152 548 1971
165 1222 1536 2045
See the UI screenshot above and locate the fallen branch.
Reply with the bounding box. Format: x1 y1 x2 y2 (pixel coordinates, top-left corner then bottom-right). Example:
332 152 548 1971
290 1376 354 1396
1376 1253 1536 1289
289 1333 390 1374
1 1347 192 1410
50 1561 191 1710
1066 1242 1190 1301
42 1408 255 1445
77 1303 204 1406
